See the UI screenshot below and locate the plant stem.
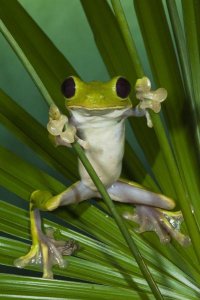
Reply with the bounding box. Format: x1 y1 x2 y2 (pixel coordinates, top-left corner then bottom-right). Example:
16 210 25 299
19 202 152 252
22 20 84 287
73 141 163 300
166 0 200 160
111 0 143 78
0 21 54 107
182 0 200 120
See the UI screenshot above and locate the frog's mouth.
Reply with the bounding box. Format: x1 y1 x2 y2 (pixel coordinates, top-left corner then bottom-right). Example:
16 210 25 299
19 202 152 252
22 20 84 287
68 107 132 119
68 106 131 116
65 95 132 112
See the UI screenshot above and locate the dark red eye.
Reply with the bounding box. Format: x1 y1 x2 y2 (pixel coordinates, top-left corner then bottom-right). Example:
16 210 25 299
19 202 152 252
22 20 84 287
61 77 76 98
116 77 131 99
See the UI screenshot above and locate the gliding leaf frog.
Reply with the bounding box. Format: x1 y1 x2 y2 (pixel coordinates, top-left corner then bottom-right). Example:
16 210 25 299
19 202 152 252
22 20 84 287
14 76 190 278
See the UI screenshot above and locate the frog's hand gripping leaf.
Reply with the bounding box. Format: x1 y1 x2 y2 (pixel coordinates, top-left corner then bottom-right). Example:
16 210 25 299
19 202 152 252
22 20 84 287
135 77 167 127
47 104 76 144
47 104 88 149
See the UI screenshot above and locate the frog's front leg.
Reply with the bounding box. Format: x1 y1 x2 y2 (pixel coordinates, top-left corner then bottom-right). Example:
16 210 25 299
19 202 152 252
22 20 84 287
107 179 190 246
14 181 96 278
124 76 168 127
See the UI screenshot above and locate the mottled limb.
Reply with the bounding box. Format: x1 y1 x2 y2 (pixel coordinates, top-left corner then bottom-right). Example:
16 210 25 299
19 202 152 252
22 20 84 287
123 105 153 127
123 205 191 246
15 225 78 279
14 182 95 278
14 192 79 279
107 179 190 246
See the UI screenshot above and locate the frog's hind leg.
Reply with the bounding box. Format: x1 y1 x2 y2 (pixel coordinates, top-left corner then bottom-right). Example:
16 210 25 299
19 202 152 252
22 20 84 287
107 179 190 246
14 181 96 278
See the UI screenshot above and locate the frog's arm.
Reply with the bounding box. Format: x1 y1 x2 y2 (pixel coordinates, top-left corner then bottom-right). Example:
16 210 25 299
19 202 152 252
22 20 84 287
123 105 153 128
124 77 168 128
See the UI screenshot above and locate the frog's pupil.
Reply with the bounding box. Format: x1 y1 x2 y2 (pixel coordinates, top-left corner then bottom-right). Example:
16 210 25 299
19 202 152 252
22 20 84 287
61 77 76 98
116 77 131 99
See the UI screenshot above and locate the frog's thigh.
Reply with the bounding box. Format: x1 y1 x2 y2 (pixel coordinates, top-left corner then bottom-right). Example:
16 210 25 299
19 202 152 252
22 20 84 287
35 181 97 211
107 179 175 210
59 181 98 206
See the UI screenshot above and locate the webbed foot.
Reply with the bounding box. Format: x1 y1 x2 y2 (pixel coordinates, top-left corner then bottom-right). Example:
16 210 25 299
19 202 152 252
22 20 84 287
123 205 191 246
14 228 79 279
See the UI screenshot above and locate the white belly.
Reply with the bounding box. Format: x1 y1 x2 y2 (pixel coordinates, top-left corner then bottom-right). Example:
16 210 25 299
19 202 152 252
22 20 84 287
71 109 127 191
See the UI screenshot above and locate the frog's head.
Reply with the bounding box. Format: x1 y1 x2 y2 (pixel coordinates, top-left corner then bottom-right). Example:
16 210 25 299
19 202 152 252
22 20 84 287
61 76 132 112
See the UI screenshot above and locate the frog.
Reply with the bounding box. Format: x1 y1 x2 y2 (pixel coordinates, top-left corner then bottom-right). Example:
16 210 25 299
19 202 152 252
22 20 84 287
14 76 190 279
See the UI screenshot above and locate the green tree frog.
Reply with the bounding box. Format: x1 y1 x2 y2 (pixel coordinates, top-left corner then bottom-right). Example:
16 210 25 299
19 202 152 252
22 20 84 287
15 76 190 279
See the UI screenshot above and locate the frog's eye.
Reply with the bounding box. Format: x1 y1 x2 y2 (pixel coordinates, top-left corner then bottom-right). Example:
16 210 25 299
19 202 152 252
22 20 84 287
61 77 76 98
116 77 131 99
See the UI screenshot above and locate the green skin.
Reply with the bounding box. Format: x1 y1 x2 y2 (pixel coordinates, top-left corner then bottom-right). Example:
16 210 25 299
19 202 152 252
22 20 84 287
65 76 132 110
14 76 190 279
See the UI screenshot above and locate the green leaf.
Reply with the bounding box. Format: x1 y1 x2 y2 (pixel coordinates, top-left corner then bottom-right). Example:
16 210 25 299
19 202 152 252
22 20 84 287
0 89 77 181
134 0 200 213
0 147 197 283
134 0 200 262
1 147 200 297
166 0 200 166
1 200 200 299
182 0 200 119
0 273 145 300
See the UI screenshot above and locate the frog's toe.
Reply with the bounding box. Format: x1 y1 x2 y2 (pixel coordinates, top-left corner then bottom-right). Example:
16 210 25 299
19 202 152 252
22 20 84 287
14 228 79 278
123 205 191 246
14 245 39 268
